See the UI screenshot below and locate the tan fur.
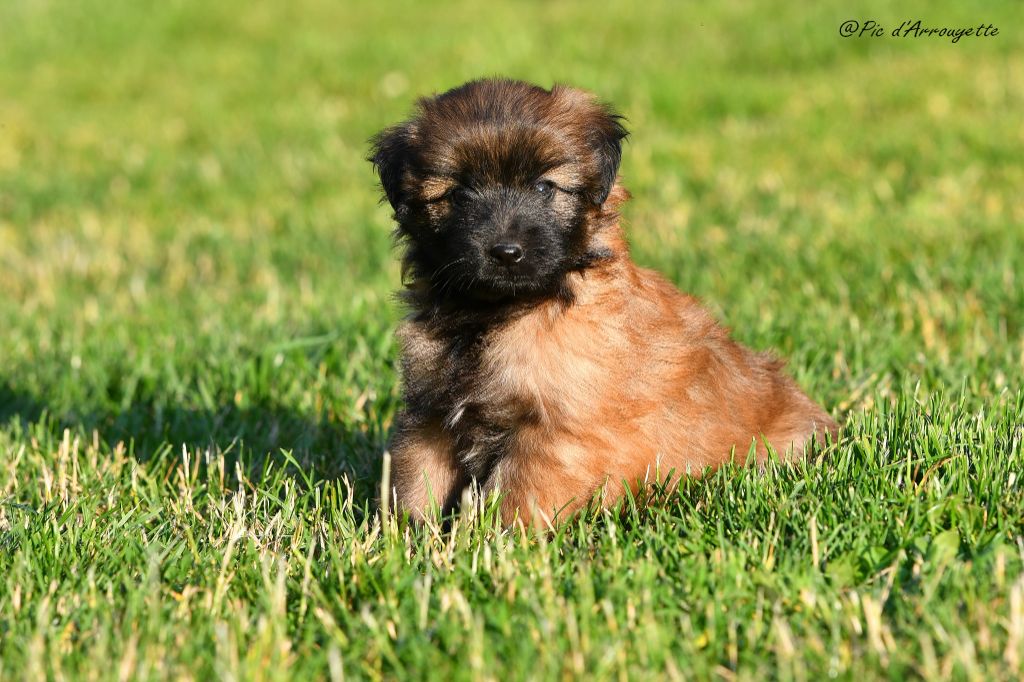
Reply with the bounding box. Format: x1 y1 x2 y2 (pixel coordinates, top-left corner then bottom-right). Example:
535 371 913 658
392 186 837 526
372 80 838 527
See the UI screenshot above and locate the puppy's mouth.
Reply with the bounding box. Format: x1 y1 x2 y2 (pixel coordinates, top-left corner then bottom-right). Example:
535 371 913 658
426 251 563 303
427 263 547 302
472 272 547 301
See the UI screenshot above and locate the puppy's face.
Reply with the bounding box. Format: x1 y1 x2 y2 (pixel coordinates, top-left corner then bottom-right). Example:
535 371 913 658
370 80 628 303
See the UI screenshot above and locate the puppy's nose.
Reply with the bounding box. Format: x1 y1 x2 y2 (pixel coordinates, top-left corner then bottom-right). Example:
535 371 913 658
489 243 524 265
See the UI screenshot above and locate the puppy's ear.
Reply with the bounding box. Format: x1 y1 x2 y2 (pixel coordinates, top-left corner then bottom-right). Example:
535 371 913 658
369 123 415 215
588 108 629 206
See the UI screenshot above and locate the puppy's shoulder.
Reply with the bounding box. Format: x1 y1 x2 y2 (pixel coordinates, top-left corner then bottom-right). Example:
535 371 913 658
396 315 436 351
627 265 723 335
396 316 447 381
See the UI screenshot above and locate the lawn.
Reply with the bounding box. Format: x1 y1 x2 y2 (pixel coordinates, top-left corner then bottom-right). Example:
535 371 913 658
1 0 1022 679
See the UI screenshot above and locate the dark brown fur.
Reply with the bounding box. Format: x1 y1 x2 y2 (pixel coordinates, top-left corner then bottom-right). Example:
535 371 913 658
370 79 838 527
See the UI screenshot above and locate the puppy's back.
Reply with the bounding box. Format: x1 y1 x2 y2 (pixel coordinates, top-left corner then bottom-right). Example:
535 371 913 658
612 263 837 466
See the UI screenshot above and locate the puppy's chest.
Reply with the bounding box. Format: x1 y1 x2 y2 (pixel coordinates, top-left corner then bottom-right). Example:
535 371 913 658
402 319 570 473
447 336 548 470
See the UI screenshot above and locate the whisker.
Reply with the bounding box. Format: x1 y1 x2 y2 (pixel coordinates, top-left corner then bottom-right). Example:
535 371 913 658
430 258 467 283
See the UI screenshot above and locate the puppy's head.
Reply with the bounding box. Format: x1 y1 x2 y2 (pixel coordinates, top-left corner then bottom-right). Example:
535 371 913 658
370 79 628 304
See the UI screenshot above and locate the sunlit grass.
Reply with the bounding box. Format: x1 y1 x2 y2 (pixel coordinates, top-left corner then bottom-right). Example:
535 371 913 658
1 0 1022 678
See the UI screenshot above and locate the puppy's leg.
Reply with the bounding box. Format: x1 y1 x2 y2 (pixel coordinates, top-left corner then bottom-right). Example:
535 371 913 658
758 382 839 461
485 451 596 528
388 418 466 521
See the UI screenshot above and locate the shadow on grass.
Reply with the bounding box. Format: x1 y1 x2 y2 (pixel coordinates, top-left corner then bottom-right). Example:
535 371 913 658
0 381 385 504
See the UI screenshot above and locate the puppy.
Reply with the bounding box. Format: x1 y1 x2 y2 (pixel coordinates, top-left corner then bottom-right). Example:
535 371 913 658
370 79 837 527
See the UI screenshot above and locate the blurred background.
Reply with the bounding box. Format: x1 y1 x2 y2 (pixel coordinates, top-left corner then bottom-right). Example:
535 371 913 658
1 0 1021 482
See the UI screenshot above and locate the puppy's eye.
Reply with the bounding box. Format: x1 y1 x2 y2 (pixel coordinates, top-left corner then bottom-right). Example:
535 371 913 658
433 185 468 203
451 184 477 201
533 180 555 196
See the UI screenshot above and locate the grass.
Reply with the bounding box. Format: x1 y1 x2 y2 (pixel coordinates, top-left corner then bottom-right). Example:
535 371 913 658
1 0 1022 679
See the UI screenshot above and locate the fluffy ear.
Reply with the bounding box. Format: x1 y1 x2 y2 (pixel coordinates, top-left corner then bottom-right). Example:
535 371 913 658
368 123 415 213
588 107 629 206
